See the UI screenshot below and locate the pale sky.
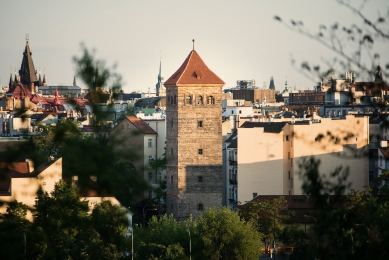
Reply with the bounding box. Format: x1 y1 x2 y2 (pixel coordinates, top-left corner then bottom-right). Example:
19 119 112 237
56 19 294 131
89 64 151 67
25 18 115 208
0 0 387 93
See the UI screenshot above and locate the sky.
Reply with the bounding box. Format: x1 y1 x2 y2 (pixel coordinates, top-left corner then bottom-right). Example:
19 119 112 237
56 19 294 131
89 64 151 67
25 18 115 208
0 0 387 93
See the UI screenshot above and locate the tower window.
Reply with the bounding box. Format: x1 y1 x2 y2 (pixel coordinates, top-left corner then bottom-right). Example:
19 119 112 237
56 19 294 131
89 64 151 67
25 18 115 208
207 96 215 104
171 175 173 185
197 203 204 211
198 121 203 127
253 193 257 199
186 95 192 104
197 96 203 105
148 139 152 147
198 176 203 182
198 149 203 155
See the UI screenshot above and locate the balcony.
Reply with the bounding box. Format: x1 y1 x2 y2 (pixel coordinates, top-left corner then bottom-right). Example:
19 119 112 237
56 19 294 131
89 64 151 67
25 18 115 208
229 160 237 166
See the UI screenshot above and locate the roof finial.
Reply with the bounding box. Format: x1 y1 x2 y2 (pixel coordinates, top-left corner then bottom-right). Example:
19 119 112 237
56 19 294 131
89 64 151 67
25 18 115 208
26 34 29 44
192 39 195 51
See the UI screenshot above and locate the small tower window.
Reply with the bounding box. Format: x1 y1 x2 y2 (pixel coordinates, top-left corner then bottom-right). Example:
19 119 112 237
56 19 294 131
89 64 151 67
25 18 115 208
186 95 192 104
198 176 203 182
198 121 203 127
198 149 203 155
207 96 215 104
197 96 203 105
197 203 204 211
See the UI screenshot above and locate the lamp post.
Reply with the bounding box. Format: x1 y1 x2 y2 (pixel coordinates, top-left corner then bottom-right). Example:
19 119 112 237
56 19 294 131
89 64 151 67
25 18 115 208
143 205 157 226
187 229 191 260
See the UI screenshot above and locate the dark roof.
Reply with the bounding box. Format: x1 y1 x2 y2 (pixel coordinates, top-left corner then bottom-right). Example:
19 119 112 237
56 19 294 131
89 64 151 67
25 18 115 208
164 50 225 85
240 122 287 133
379 146 389 159
225 130 237 143
126 116 157 134
19 40 38 85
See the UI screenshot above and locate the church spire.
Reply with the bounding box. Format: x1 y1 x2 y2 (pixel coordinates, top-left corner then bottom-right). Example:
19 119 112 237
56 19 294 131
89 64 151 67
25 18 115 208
19 36 38 86
156 56 163 96
9 68 13 88
38 70 42 86
42 70 47 86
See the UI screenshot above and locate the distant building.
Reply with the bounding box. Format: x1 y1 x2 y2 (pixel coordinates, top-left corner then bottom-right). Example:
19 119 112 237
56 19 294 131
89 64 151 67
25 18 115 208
225 80 277 103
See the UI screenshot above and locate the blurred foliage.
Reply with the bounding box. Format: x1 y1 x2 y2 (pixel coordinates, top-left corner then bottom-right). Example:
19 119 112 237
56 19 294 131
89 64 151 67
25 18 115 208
274 0 389 82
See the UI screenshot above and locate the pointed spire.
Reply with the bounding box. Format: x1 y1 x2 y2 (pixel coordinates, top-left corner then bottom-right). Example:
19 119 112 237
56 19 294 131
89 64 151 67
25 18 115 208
42 70 47 86
14 69 18 82
269 76 275 90
192 39 195 51
9 68 13 88
19 36 38 85
73 76 77 86
38 70 42 86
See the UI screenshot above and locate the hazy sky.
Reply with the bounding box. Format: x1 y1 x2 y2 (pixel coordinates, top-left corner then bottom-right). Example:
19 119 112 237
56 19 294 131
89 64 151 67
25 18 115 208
1 0 387 93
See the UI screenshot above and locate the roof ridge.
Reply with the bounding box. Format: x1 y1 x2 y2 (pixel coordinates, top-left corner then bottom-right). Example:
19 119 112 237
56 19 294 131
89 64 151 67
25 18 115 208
176 51 193 83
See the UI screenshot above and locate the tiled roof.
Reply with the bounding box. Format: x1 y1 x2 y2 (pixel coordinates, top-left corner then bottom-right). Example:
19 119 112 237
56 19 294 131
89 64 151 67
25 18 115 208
126 116 157 134
6 83 32 98
240 122 287 133
351 82 389 94
164 50 225 85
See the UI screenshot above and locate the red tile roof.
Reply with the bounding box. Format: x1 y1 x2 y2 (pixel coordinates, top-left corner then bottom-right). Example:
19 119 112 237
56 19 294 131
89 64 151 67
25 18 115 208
6 83 32 98
126 116 157 134
164 50 225 85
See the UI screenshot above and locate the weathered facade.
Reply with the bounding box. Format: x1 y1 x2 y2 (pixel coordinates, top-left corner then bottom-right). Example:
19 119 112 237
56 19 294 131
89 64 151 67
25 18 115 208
164 48 224 220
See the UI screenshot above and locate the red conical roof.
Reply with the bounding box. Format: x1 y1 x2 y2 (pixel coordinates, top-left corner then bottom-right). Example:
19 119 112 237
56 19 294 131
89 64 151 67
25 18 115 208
164 50 224 85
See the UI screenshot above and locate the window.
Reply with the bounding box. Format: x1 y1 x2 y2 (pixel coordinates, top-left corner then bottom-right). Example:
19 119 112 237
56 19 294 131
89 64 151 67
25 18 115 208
149 172 153 182
171 175 173 185
197 96 203 105
174 96 177 105
253 193 257 199
128 124 131 131
239 110 242 114
197 203 204 211
231 110 234 114
148 155 153 164
170 120 173 128
286 135 289 141
291 158 293 167
158 172 162 182
198 121 203 127
291 178 293 188
288 152 290 160
186 95 192 104
291 140 293 147
198 176 203 182
288 171 290 180
207 96 215 104
198 149 203 155
148 139 152 148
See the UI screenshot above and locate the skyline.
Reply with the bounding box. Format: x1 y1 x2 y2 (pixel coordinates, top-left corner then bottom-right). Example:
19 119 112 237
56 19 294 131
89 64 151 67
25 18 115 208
1 0 387 93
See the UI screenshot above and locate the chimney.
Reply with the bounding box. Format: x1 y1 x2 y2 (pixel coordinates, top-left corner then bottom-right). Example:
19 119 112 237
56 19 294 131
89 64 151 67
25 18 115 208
25 158 34 173
380 141 387 148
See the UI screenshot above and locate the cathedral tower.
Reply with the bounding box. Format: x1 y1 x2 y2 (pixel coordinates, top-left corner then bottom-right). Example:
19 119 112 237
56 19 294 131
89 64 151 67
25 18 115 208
164 44 224 220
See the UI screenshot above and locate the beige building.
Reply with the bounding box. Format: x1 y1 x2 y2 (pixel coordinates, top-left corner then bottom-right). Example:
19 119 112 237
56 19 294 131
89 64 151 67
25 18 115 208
109 116 166 199
231 115 369 206
0 158 120 221
164 48 224 220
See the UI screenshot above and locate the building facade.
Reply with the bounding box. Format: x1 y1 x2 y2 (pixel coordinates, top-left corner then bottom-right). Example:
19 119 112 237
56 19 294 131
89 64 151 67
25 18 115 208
164 48 224 220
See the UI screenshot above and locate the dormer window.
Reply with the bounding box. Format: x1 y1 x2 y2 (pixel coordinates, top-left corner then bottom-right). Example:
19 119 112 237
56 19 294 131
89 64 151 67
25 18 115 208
197 96 203 105
194 70 202 79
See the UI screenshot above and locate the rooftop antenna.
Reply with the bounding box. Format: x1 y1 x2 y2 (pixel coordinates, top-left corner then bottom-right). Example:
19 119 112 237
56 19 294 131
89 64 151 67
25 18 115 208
192 39 195 51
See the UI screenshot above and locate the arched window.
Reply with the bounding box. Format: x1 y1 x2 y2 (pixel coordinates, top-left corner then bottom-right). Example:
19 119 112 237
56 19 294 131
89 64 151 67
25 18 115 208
207 96 215 104
197 96 203 105
186 95 192 104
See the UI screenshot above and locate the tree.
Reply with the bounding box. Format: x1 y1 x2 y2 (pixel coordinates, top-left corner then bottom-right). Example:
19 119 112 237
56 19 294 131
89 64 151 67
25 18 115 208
196 207 262 260
239 196 293 254
274 0 388 83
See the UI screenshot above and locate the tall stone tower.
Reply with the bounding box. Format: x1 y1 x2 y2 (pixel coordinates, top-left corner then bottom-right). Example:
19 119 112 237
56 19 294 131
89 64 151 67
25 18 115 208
164 46 225 220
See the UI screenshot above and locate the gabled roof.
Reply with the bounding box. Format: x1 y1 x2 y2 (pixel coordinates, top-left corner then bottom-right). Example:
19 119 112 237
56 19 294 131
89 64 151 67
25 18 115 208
126 116 157 134
6 83 32 98
164 50 225 85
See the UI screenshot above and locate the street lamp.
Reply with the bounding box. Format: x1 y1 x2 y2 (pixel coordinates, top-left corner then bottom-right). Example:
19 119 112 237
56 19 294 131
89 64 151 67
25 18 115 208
143 205 157 226
186 229 191 260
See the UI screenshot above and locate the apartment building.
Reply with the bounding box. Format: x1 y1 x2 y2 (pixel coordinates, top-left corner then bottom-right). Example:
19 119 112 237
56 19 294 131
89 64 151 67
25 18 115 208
225 115 369 208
